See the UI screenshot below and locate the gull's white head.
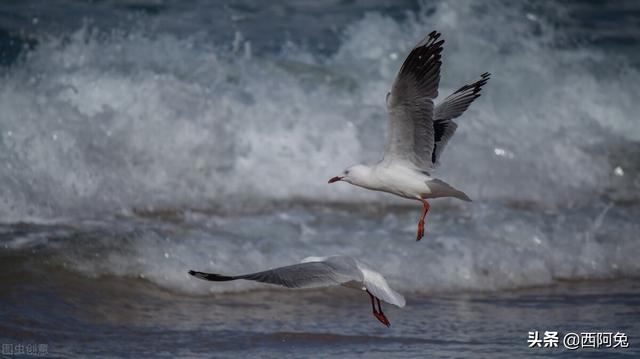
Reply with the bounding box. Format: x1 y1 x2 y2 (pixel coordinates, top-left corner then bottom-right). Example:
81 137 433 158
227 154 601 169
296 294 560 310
328 164 372 187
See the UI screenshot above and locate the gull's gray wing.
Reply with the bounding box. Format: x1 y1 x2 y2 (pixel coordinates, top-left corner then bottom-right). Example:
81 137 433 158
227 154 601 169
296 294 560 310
431 72 490 165
189 256 363 289
383 31 443 170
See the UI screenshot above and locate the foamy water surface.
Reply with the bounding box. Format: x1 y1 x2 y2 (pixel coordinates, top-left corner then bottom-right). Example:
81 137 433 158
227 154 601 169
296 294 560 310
0 1 639 357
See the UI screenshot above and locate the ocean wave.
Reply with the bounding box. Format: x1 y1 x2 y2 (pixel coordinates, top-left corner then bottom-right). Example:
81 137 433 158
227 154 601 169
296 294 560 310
0 1 638 221
4 202 639 295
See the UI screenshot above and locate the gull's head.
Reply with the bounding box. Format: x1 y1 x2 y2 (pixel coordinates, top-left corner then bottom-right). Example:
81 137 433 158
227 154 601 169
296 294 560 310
328 165 370 185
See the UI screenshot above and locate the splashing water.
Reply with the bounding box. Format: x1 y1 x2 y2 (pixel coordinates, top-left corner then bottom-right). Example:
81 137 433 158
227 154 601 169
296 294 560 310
0 0 639 295
0 1 638 221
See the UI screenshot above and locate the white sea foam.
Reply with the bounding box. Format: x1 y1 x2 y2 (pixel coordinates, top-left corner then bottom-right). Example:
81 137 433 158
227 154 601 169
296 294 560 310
17 202 637 295
0 2 638 222
1 1 639 293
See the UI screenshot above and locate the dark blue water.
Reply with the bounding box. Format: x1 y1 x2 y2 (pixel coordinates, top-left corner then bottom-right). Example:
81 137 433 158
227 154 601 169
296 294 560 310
0 0 639 357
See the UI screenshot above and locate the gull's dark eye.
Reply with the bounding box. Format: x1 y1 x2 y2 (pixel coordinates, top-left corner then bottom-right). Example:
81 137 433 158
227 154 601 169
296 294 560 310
344 170 349 175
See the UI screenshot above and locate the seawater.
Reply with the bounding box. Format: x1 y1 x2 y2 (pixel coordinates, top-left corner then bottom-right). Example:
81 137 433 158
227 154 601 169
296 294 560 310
0 0 639 357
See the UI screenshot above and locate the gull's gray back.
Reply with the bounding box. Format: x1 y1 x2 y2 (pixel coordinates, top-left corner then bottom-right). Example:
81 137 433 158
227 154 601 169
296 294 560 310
238 255 363 289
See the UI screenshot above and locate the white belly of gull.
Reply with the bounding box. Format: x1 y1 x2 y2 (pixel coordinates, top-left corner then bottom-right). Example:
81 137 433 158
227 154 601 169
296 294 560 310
370 165 431 199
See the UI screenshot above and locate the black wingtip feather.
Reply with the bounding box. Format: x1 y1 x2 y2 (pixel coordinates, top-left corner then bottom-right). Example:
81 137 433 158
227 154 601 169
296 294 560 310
189 270 235 282
453 73 491 96
400 32 444 78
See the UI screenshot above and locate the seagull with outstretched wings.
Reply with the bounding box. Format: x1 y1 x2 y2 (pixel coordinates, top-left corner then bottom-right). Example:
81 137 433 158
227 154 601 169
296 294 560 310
189 255 405 327
328 31 490 241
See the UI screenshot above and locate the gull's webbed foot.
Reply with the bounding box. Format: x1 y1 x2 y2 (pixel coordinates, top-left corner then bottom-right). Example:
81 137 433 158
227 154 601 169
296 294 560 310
373 311 391 327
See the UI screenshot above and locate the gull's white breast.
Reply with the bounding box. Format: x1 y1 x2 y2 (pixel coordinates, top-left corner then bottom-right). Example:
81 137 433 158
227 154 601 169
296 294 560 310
369 164 432 199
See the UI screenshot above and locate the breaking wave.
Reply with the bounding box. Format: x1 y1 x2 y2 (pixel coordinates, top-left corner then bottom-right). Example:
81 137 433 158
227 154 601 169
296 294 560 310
1 0 639 294
0 1 638 222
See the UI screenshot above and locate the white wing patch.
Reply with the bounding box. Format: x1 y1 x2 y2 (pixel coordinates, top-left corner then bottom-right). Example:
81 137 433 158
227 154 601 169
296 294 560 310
359 265 405 308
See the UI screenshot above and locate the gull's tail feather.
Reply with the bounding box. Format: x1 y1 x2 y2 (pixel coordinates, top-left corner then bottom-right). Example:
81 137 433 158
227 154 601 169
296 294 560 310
189 270 236 281
455 190 472 202
426 178 472 202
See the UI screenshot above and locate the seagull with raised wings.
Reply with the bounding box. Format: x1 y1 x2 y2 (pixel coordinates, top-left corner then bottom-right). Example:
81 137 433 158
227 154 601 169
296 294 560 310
328 31 490 241
189 255 405 327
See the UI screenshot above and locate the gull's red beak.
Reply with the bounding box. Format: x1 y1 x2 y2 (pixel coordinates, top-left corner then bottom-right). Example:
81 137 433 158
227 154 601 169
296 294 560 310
328 176 343 184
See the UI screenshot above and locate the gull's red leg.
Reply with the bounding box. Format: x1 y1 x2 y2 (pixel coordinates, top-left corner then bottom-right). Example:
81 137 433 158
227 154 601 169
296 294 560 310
367 290 390 327
368 290 376 312
416 199 430 241
376 297 391 327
